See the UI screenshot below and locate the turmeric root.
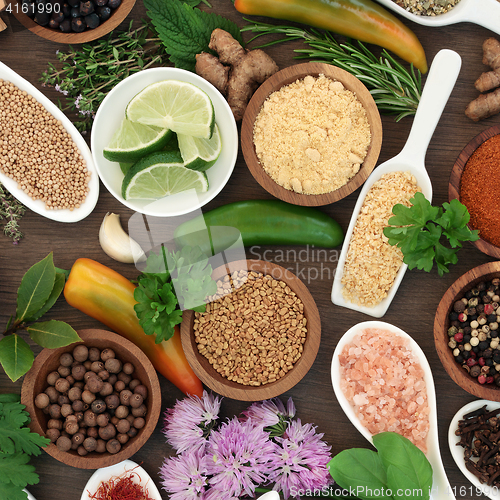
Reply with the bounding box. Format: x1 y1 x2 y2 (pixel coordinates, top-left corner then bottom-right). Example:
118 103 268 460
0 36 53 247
195 29 279 121
466 38 500 121
465 88 500 122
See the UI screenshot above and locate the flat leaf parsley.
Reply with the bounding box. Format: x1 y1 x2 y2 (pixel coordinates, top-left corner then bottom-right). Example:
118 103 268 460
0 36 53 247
383 192 479 276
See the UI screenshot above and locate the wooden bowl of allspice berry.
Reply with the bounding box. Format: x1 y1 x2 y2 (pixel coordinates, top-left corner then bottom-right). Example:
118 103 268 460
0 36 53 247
21 329 161 469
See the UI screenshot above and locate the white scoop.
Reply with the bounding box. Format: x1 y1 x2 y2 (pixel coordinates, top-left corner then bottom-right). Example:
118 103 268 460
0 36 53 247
331 49 462 318
331 321 455 500
449 399 500 500
376 0 500 33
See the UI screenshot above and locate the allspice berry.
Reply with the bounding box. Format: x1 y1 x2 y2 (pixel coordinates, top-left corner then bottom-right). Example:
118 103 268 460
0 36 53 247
73 345 89 362
56 435 72 452
35 393 50 409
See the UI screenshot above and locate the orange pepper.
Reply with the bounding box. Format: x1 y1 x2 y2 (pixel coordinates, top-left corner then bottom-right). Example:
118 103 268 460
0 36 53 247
63 258 203 397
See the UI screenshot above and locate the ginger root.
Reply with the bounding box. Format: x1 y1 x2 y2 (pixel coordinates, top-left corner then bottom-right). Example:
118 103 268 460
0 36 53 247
196 29 279 121
467 38 500 121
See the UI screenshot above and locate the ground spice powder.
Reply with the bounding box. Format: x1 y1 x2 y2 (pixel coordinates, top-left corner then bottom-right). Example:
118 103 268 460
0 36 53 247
460 134 500 247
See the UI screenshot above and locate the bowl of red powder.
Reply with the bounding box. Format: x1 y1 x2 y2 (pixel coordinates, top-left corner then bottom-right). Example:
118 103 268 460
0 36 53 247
331 321 433 454
449 124 500 258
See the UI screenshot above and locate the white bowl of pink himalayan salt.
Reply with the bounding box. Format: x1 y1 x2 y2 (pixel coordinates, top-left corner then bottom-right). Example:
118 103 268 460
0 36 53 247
331 321 454 500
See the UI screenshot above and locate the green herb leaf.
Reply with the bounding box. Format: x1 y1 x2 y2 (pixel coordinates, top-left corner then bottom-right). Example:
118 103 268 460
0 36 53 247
328 448 392 500
144 0 242 72
0 394 21 404
0 480 29 500
27 320 81 349
16 253 56 323
0 335 34 382
27 273 65 322
384 193 478 276
0 453 39 488
373 433 432 500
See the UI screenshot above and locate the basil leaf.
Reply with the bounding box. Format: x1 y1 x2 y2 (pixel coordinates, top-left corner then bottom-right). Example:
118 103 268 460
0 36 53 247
373 432 432 500
0 335 34 382
16 253 56 323
27 320 81 349
328 449 392 500
27 273 65 322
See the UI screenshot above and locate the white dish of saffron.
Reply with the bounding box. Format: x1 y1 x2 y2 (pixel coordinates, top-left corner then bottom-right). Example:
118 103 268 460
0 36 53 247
80 459 162 500
331 321 454 500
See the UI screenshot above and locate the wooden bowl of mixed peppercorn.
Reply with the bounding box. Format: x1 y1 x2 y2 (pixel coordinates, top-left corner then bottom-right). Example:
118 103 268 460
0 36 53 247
434 262 500 401
10 0 135 43
449 124 500 259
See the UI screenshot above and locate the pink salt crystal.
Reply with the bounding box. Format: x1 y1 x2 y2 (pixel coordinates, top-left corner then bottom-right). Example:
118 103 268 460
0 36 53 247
338 327 429 454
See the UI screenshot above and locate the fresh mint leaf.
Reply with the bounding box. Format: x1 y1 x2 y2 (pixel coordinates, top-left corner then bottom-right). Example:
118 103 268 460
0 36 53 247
384 193 478 276
0 335 34 382
27 320 81 349
328 448 392 500
27 273 65 322
16 253 56 323
373 433 432 500
144 0 242 72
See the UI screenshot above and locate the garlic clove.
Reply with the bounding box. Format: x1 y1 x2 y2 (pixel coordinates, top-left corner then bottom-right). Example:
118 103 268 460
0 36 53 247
99 212 146 264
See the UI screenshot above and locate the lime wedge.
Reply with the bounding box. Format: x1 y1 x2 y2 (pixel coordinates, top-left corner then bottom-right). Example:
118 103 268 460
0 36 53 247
178 124 221 172
122 151 209 201
119 162 133 175
103 118 172 163
126 80 215 139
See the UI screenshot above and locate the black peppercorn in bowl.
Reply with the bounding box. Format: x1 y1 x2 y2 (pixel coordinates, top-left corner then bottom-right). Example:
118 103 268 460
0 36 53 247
434 261 500 401
10 0 135 43
20 328 161 469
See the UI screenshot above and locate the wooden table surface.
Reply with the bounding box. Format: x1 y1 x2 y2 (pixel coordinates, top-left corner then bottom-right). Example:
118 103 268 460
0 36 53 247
0 2 499 499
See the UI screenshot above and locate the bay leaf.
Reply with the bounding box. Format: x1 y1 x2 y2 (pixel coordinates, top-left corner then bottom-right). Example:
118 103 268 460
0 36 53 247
27 320 81 349
0 335 34 382
27 273 65 322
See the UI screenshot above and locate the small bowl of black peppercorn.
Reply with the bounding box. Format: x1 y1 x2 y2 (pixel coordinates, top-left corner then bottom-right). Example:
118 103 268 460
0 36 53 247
10 0 135 43
434 261 500 401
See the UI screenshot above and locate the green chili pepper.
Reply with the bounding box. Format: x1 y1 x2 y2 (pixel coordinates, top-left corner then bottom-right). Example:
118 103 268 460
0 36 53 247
174 199 344 255
234 0 428 73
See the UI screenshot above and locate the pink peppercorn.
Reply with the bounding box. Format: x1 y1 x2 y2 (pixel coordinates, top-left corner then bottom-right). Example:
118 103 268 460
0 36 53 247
470 351 477 358
485 303 495 315
478 375 487 384
479 357 486 366
486 376 495 384
454 333 464 343
458 313 468 322
467 358 477 367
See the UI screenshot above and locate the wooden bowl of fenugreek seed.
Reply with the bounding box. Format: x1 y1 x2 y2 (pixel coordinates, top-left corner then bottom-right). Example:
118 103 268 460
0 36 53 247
180 259 321 401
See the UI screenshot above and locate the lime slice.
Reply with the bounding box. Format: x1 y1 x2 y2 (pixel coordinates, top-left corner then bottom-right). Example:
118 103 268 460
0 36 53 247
126 80 215 139
178 124 221 172
103 118 172 163
122 151 209 201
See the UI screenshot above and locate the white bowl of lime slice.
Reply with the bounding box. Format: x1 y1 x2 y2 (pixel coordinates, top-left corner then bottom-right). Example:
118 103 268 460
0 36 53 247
91 67 238 217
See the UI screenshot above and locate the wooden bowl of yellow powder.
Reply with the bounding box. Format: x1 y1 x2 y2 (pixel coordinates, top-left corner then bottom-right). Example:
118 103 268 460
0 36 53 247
241 63 382 206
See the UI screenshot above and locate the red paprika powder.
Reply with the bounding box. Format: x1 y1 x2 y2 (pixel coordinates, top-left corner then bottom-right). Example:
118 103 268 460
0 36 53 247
460 134 500 247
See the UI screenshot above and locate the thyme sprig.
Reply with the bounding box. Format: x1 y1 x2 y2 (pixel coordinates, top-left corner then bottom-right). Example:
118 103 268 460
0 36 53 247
40 21 166 132
241 21 422 121
0 182 25 245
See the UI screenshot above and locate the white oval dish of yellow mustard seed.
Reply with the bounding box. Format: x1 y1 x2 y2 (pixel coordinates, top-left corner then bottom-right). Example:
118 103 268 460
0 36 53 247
375 0 500 33
0 61 99 223
331 49 462 318
80 459 162 500
448 399 500 500
24 490 36 500
332 321 455 500
91 67 238 217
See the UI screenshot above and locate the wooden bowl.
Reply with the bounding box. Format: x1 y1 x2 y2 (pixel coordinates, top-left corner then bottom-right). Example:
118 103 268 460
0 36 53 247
241 62 382 206
434 262 500 400
449 124 500 259
21 329 161 469
180 259 321 401
11 0 135 44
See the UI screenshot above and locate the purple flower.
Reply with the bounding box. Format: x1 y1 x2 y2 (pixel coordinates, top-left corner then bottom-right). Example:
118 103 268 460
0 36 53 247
243 397 296 437
164 391 222 454
54 84 68 96
267 419 333 499
205 418 277 499
159 449 209 500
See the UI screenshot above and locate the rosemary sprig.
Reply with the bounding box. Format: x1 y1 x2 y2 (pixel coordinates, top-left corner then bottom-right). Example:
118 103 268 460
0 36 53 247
40 21 166 133
241 21 422 121
0 182 25 245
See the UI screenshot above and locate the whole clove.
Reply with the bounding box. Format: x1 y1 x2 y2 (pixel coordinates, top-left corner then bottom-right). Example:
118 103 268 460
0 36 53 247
456 405 500 486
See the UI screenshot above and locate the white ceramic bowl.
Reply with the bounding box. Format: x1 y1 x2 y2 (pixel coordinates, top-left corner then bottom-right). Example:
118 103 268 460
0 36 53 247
81 460 162 500
91 68 238 217
0 61 99 223
448 400 500 500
